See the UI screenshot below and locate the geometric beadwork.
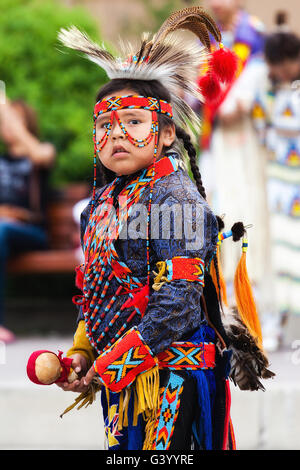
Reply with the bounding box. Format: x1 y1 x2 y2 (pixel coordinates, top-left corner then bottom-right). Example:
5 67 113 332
157 341 215 370
94 327 157 393
94 95 173 119
152 372 184 450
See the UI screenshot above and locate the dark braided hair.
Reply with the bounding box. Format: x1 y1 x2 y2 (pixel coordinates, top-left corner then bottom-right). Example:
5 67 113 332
175 125 207 200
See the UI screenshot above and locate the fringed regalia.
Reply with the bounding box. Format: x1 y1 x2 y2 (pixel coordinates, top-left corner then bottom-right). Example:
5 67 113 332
58 6 274 451
73 151 235 450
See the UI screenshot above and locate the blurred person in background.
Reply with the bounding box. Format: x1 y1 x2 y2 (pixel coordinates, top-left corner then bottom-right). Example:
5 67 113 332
0 97 55 343
198 0 271 337
252 16 300 350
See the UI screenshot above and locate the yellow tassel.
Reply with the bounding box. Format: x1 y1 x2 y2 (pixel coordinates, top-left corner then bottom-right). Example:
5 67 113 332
135 365 159 416
116 388 131 431
133 388 139 427
140 366 160 450
59 380 101 418
143 411 157 450
152 261 170 291
234 238 263 349
137 366 160 450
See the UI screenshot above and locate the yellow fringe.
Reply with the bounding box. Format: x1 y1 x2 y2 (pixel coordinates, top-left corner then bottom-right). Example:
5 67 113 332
117 388 131 430
123 388 131 428
118 389 124 430
142 409 158 450
59 380 101 418
116 364 160 445
134 365 159 418
234 240 263 349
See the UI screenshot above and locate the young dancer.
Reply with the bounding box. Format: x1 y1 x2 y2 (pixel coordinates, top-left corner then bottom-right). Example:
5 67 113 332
56 7 274 450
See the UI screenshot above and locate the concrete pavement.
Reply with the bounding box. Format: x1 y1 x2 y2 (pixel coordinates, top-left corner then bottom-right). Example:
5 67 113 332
0 335 299 450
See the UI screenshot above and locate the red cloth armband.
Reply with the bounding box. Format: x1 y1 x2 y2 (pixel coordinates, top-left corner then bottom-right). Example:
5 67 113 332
169 256 205 284
93 327 157 393
153 256 205 289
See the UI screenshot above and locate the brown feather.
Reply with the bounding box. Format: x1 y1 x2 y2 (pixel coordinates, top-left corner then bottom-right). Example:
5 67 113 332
223 308 275 391
195 7 222 43
151 6 221 52
180 20 212 50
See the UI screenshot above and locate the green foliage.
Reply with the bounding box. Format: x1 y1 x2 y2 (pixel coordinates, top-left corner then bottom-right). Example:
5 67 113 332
0 0 110 185
142 0 182 29
138 0 199 33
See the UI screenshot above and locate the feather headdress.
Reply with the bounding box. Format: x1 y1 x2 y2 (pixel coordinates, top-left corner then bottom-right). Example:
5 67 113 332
57 7 234 130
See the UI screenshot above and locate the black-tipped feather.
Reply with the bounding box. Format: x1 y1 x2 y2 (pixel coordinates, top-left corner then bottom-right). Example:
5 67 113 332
223 308 275 391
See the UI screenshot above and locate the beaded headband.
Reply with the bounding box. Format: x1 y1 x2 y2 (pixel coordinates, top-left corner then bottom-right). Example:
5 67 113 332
93 95 173 119
92 95 173 151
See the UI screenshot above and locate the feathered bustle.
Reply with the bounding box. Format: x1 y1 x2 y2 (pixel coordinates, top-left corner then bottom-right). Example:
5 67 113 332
223 308 275 391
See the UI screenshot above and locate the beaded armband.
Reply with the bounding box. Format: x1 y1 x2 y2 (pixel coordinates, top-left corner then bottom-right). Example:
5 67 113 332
93 327 158 393
152 256 205 291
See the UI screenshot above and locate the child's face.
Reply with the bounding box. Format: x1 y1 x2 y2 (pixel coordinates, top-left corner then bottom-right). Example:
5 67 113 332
268 58 300 83
95 88 175 176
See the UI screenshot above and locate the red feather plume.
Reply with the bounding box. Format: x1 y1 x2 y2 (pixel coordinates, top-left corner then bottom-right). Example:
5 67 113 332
198 71 222 103
210 47 238 84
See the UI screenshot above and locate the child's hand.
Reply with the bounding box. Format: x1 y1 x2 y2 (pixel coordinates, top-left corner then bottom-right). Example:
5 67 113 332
56 353 89 393
69 353 89 377
83 364 97 387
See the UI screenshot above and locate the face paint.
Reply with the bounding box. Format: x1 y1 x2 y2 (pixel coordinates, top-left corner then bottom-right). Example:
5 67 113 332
90 95 173 208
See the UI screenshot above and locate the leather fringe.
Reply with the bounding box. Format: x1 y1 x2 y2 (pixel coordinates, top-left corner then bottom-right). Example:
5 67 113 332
117 365 160 442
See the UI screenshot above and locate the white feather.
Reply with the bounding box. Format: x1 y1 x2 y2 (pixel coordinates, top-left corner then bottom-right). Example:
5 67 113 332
57 25 208 130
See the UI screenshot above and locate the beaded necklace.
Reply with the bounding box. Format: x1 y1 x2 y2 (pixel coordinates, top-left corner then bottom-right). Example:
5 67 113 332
73 95 176 354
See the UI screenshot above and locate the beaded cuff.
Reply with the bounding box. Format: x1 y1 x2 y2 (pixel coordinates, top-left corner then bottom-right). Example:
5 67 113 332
152 256 205 291
93 327 158 393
